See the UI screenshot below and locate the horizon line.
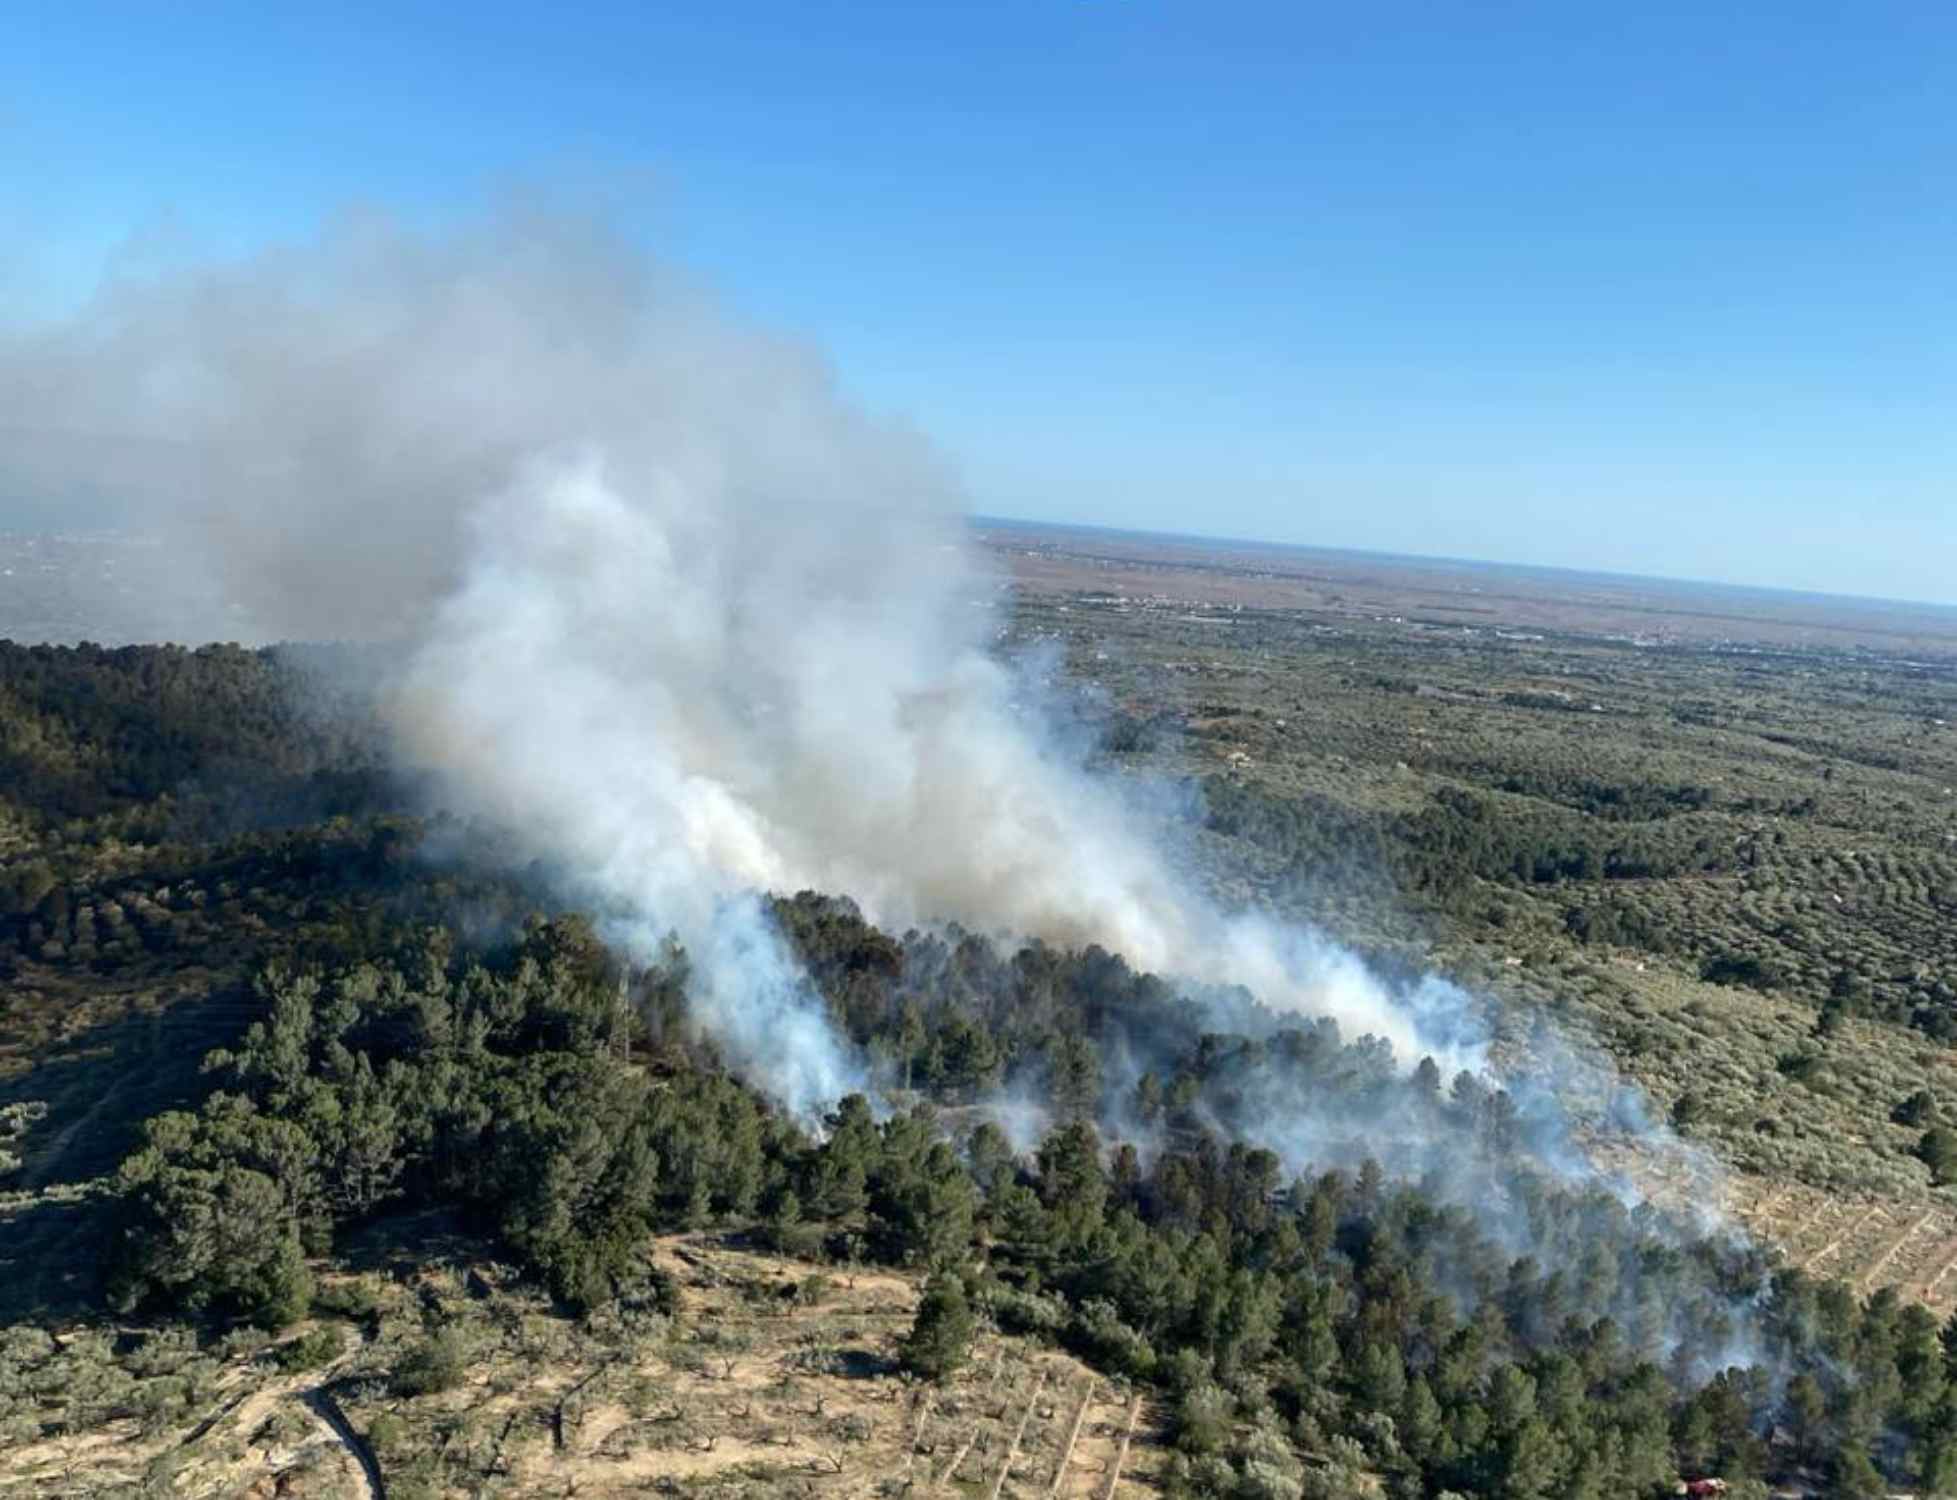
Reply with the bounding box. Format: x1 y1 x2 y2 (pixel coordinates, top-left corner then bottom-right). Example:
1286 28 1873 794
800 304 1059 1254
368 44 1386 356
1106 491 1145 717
968 513 1957 620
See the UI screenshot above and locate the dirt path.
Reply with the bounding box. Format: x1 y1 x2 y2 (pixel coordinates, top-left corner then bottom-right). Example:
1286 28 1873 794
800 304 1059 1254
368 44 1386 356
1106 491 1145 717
936 1349 1007 1488
1049 1378 1096 1496
1803 1202 1882 1275
153 1345 384 1500
300 1380 387 1500
1859 1211 1936 1295
986 1365 1050 1500
1101 1397 1141 1500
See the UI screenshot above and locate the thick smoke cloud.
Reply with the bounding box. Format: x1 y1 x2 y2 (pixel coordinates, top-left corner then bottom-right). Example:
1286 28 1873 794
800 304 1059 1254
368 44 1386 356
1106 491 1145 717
0 205 1470 1114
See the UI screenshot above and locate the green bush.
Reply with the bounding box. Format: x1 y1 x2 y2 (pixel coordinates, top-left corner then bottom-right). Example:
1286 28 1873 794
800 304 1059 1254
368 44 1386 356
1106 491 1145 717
391 1329 467 1397
900 1273 974 1381
313 1280 384 1327
1916 1126 1957 1185
365 1410 409 1458
271 1325 344 1372
985 1285 1068 1338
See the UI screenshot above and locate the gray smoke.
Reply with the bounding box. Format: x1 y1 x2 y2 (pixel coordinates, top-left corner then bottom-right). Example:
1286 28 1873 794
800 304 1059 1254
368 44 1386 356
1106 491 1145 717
1 204 1476 1114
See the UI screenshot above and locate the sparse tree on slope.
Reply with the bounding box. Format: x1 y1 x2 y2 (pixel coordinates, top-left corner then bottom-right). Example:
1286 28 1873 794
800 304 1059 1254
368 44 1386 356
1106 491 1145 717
902 1272 975 1381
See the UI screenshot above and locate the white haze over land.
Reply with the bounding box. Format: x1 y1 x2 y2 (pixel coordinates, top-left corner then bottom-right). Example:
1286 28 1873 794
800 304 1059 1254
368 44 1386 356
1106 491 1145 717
0 206 1485 1117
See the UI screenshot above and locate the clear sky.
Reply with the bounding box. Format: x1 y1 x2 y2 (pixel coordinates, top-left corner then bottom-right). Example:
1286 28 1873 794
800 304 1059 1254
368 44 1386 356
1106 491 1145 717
3 1 1952 602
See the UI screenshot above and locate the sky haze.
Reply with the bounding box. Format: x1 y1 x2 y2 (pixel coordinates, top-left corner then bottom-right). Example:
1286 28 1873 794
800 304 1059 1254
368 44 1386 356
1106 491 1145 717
2 1 1951 602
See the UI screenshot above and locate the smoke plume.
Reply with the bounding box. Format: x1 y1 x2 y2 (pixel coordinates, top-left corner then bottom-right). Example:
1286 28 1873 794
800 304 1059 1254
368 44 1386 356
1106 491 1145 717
0 204 1478 1115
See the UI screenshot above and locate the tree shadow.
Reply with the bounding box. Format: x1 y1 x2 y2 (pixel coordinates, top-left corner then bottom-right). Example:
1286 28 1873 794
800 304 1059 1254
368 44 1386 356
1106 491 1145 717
1 980 257 1191
0 1191 110 1325
832 1347 900 1380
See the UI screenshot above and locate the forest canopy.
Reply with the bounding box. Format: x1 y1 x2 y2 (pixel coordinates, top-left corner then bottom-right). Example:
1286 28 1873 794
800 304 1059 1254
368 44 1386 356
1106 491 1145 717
7 636 1957 1499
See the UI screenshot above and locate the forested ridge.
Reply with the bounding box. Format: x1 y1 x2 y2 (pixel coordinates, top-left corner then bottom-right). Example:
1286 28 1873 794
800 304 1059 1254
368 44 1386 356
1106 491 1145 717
4 637 1957 1499
80 897 1957 1500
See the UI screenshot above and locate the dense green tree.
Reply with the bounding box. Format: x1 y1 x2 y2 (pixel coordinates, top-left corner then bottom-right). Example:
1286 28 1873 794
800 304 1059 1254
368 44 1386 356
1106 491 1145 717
902 1273 975 1381
1894 1090 1938 1128
1826 1442 1886 1500
1917 1127 1957 1186
110 1140 313 1327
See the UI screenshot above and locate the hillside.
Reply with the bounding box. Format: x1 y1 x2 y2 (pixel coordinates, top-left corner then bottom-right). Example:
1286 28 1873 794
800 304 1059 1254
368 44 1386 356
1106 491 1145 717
3 1228 1172 1500
986 555 1957 1301
5 615 1957 1500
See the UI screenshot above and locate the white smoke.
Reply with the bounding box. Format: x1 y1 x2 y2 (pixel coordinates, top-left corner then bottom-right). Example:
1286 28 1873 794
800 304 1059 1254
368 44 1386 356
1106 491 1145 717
0 204 1472 1114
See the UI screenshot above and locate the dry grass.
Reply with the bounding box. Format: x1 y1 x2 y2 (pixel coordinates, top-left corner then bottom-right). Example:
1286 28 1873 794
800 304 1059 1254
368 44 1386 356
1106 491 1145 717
2 1235 1169 1500
1 1328 368 1499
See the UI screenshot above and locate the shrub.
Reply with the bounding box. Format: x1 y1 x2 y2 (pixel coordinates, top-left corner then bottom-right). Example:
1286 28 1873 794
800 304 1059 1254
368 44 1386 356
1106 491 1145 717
365 1411 409 1458
1067 1298 1156 1379
1916 1127 1957 1186
271 1325 344 1372
313 1280 384 1325
392 1329 467 1397
1175 1381 1232 1456
1893 1090 1936 1127
984 1285 1067 1339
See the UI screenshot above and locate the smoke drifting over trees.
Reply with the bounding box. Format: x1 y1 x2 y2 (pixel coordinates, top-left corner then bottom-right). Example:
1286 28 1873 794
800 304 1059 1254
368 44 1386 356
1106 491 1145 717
0 204 1468 1111
20 204 1951 1499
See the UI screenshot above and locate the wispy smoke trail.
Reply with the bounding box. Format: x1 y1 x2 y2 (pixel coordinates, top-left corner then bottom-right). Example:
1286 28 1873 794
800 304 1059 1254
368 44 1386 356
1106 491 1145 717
0 203 1472 1109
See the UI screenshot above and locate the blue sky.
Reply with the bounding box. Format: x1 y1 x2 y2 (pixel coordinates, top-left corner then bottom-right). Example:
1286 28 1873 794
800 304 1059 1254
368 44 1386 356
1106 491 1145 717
3 1 1952 602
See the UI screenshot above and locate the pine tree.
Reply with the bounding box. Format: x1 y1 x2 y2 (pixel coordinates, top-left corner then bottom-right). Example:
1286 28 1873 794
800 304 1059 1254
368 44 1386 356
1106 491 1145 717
1827 1442 1886 1500
902 1273 974 1381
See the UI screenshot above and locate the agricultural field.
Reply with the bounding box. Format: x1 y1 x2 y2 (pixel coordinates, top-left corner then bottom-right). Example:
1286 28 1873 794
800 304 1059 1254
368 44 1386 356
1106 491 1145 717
980 521 1957 1300
7 527 1957 1497
2 1226 1168 1499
